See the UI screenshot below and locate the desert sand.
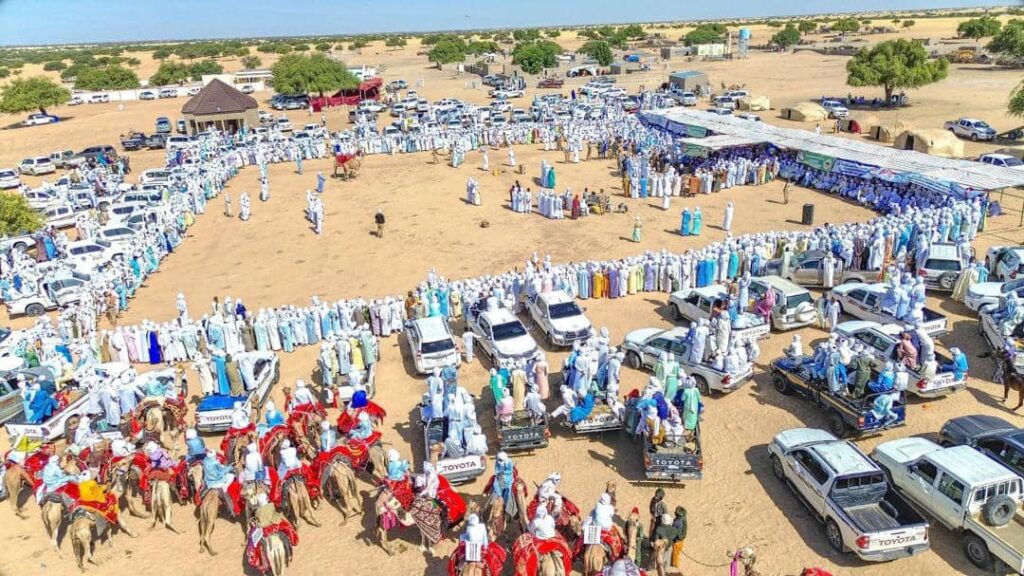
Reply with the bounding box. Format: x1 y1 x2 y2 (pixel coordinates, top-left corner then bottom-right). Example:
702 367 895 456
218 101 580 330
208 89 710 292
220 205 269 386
0 15 1022 576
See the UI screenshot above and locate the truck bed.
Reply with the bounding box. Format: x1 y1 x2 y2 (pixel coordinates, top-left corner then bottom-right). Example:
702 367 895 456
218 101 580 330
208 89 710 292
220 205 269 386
973 511 1024 562
846 503 901 532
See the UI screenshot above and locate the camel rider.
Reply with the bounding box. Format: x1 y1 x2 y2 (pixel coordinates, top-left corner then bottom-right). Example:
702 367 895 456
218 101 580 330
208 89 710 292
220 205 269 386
420 461 440 499
537 472 564 515
277 439 302 478
349 412 374 441
290 379 317 411
263 401 285 429
110 438 134 459
145 441 175 470
588 493 616 531
242 443 268 484
202 449 235 490
253 492 282 528
230 401 251 431
185 428 206 464
461 513 489 549
386 448 410 481
494 451 515 504
941 348 969 381
530 505 557 540
39 455 80 501
319 420 337 452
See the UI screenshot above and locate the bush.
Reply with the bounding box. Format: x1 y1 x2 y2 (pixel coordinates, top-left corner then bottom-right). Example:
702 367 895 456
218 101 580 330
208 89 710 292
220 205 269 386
42 61 66 71
578 40 614 66
188 60 223 81
74 65 140 90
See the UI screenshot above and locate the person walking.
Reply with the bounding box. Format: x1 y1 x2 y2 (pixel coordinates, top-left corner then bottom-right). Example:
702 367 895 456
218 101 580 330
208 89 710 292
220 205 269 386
783 180 791 205
375 208 386 239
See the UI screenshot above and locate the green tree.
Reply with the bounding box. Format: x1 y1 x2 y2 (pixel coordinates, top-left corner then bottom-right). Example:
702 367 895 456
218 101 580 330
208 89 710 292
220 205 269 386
466 40 500 55
0 68 9 79
0 195 44 237
683 24 726 45
798 21 817 34
42 61 66 71
1008 80 1024 116
274 44 294 55
620 24 645 39
833 18 860 33
427 39 467 68
846 39 949 102
545 29 561 38
958 16 1002 38
152 47 172 60
578 40 614 66
125 57 141 67
861 19 873 25
988 19 1024 56
241 55 262 69
149 62 191 86
315 42 331 52
0 76 70 116
189 60 223 80
269 53 359 97
385 36 407 48
350 38 369 50
771 24 802 49
512 41 561 74
512 29 541 42
902 20 915 29
74 65 140 90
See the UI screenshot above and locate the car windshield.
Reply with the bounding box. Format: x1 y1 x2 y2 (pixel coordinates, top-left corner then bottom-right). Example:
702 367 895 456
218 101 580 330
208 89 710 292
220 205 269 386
1002 157 1024 167
924 259 961 271
1002 278 1024 293
976 121 991 128
492 321 527 341
549 301 583 319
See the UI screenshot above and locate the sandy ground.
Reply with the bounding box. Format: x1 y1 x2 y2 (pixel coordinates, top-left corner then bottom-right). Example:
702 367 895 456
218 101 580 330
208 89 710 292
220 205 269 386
0 16 1023 576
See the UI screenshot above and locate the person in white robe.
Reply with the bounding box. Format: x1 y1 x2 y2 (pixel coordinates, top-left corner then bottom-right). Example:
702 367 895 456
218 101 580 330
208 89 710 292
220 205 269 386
722 201 734 232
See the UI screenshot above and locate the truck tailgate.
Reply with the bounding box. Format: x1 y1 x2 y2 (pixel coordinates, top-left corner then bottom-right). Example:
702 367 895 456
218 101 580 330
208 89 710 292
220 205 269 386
646 450 702 480
736 323 770 342
969 512 1024 573
918 310 947 336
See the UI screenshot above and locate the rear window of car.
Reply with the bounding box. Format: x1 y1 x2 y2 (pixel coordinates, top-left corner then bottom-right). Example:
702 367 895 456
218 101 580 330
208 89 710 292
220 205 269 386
924 259 961 271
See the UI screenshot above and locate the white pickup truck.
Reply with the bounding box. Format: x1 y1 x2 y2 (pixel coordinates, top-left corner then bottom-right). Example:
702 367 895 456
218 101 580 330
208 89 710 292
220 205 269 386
620 327 754 395
873 437 1024 574
835 321 966 398
979 309 1024 371
944 117 998 141
668 285 770 343
195 352 280 433
830 283 948 337
526 290 593 348
768 428 930 561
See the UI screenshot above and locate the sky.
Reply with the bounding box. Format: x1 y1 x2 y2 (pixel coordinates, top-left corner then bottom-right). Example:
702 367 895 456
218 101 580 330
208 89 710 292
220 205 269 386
0 0 1004 45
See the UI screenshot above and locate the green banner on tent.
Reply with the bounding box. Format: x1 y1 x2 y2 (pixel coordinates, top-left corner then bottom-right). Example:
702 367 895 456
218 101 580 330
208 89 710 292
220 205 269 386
685 124 708 138
798 150 835 171
684 142 708 158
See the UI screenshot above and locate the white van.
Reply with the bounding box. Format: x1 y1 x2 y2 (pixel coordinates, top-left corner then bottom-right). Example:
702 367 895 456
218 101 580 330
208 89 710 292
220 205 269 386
405 316 461 375
747 276 816 331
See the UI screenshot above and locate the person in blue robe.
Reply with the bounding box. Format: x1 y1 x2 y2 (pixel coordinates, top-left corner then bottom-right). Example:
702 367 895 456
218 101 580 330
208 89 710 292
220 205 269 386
148 329 163 364
568 393 596 423
28 386 58 424
692 208 703 235
280 321 294 353
212 353 229 394
727 250 740 279
941 348 969 381
680 209 691 236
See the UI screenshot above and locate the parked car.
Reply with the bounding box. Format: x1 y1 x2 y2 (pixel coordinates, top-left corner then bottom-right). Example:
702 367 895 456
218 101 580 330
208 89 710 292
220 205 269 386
138 90 157 100
490 89 525 99
96 225 138 247
526 291 593 347
175 119 187 134
404 316 460 375
707 107 733 116
979 153 1024 169
145 133 167 149
22 113 58 127
165 135 192 150
465 304 539 369
6 272 92 317
625 393 703 481
747 276 817 331
276 117 293 132
979 309 1024 372
768 428 929 561
711 95 738 110
386 80 408 91
821 99 850 119
764 250 875 287
917 242 964 291
965 278 1024 313
668 285 770 343
49 150 79 169
140 168 172 186
120 131 148 151
670 90 698 106
835 321 967 398
240 84 255 94
829 282 948 337
940 415 1024 478
18 157 56 176
68 96 84 106
186 86 201 96
872 437 1024 573
87 94 109 104
620 327 754 395
420 407 489 483
0 169 21 189
0 367 56 425
944 117 997 141
158 88 178 99
67 239 125 267
73 145 117 164
986 246 1024 283
155 116 171 134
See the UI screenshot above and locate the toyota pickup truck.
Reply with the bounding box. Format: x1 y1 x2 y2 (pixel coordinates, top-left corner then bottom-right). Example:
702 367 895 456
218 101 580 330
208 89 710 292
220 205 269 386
764 250 877 287
873 438 1024 574
526 291 593 348
420 413 487 485
979 308 1024 371
945 117 998 142
626 396 703 482
830 283 948 337
621 327 755 395
497 410 549 452
195 352 280 433
770 356 906 438
769 428 929 561
668 285 770 343
466 303 539 369
835 321 966 398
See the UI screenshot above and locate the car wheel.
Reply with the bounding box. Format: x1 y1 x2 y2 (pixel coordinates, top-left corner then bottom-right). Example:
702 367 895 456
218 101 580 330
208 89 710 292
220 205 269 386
825 519 845 552
827 411 848 438
963 532 993 570
939 273 956 291
769 454 785 481
773 374 791 395
693 375 710 395
12 242 27 252
25 303 45 317
673 304 685 321
971 133 979 142
626 351 642 370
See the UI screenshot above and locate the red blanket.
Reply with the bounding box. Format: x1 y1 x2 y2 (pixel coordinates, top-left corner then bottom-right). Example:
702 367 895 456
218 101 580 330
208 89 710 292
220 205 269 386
339 430 382 471
7 446 55 490
384 477 415 510
512 533 573 576
311 445 363 484
258 425 290 458
56 483 121 526
448 541 507 576
436 475 466 526
220 423 256 455
527 493 580 525
572 528 624 562
246 520 299 573
270 465 319 505
336 402 387 434
137 458 189 506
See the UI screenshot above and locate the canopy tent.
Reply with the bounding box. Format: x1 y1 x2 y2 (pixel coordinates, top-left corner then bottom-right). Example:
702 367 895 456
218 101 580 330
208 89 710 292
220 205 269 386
780 102 827 122
893 129 964 159
838 113 879 134
640 107 1024 191
737 95 770 112
868 120 912 143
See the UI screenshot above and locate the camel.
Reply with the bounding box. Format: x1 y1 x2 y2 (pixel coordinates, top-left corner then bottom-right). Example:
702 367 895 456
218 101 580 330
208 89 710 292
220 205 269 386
3 464 35 518
375 488 431 556
69 513 99 571
149 478 179 533
485 476 529 543
583 520 629 576
282 477 320 529
105 460 151 520
990 348 1024 410
262 530 290 576
652 539 668 576
624 509 640 562
512 533 569 576
367 443 387 480
458 561 486 576
727 547 763 576
42 499 66 558
196 486 223 555
322 459 360 524
226 429 257 467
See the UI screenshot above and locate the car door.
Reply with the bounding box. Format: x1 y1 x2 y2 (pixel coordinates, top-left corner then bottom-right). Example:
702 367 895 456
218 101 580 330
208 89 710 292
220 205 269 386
930 471 968 528
789 449 829 514
669 339 690 365
794 258 822 284
642 337 673 369
903 459 939 508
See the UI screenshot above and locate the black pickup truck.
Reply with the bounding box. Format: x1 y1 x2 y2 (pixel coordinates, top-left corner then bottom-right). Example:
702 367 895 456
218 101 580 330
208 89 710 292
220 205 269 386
626 397 703 481
120 131 147 151
496 411 549 452
940 415 1024 478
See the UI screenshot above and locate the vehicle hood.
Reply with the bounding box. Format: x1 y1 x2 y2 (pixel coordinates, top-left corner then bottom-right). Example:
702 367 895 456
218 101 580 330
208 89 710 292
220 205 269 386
967 282 1005 299
494 335 538 356
942 414 1016 443
623 328 663 347
873 437 941 466
549 315 591 333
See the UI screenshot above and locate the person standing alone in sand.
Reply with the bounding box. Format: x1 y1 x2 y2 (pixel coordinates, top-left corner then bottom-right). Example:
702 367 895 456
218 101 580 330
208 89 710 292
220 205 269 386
375 208 386 238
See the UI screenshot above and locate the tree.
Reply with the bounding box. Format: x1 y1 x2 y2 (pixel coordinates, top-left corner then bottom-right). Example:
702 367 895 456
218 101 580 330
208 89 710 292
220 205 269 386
270 53 359 97
0 76 70 116
0 69 9 79
152 47 172 60
578 40 614 66
832 18 860 33
988 20 1024 57
385 36 407 48
798 21 817 34
189 60 223 81
315 42 331 52
466 40 500 56
766 21 783 28
149 62 191 86
846 39 949 102
0 195 44 237
902 20 915 29
545 29 561 38
241 55 262 69
512 41 561 74
427 39 466 68
512 29 541 43
620 24 645 39
42 61 66 71
683 24 726 46
771 24 802 50
74 65 140 90
1009 80 1024 116
958 16 1002 38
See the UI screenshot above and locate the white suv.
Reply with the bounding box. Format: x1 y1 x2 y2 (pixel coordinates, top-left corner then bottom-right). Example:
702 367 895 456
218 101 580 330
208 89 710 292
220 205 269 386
527 291 593 347
405 317 461 374
0 169 21 189
18 157 56 176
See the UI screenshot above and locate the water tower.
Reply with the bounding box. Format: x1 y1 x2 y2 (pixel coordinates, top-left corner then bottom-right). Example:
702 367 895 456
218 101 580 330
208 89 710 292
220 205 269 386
738 28 751 58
